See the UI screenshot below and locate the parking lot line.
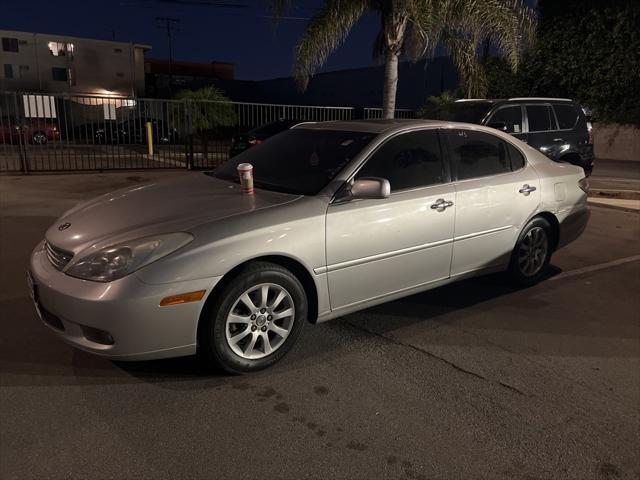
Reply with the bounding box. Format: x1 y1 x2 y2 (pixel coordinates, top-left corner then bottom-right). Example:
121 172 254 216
551 254 640 281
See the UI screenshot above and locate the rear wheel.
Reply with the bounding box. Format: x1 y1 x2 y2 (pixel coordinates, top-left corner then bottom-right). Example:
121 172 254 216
198 262 307 374
32 131 48 144
509 217 553 285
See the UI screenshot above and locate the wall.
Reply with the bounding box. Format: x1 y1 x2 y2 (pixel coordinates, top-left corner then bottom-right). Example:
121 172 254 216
0 30 150 96
594 124 640 161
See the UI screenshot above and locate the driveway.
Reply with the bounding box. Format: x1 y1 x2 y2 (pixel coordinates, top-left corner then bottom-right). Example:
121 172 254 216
1 172 639 480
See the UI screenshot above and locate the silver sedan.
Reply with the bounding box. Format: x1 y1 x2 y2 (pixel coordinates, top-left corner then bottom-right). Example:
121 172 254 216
28 120 590 373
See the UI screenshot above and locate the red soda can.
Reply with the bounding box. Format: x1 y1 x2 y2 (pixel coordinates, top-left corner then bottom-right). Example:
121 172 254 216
237 163 254 194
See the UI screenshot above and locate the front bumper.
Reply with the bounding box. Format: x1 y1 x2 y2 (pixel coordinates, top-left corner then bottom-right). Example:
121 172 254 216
28 240 221 361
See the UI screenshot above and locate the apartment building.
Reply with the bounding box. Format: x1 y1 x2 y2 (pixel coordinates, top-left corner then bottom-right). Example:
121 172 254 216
0 30 150 96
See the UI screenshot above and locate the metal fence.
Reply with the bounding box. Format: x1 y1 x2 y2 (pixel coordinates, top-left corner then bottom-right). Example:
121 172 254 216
0 91 416 173
363 107 417 119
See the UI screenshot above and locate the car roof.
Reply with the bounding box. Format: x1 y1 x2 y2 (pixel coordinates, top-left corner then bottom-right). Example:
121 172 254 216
453 97 575 106
294 119 451 134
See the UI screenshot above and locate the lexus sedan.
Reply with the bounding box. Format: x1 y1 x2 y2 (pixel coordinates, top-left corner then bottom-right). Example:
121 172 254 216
28 120 589 373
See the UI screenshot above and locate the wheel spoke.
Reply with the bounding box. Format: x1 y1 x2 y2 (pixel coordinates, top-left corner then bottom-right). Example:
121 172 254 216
271 290 287 310
243 332 258 354
272 308 293 320
228 314 250 325
261 332 273 355
260 285 270 308
269 323 289 338
239 293 257 311
229 328 251 346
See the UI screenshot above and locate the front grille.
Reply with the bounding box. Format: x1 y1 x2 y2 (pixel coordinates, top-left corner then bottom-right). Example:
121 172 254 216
45 241 74 270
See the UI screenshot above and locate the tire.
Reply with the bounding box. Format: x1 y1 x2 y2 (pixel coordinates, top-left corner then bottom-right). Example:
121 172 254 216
198 262 307 374
508 217 553 286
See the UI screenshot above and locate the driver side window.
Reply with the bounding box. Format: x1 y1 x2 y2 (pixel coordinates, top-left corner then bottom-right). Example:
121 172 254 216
356 130 445 191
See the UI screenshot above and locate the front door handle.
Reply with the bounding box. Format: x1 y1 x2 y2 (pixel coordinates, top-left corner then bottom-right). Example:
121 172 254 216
519 184 537 195
430 198 454 211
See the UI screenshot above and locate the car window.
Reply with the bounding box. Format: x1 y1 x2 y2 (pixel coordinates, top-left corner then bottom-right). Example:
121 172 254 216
526 105 555 132
447 129 511 180
488 106 523 134
506 142 525 170
356 130 445 191
553 104 578 130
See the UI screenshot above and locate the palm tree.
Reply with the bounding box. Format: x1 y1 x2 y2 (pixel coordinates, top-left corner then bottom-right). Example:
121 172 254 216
175 86 236 161
272 0 536 118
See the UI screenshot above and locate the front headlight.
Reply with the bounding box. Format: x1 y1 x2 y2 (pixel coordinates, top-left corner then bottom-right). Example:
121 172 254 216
66 232 193 282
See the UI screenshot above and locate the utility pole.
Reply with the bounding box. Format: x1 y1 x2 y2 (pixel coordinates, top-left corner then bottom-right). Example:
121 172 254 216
156 17 180 95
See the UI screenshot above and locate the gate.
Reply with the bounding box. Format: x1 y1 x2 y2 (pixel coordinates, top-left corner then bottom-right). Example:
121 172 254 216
0 92 356 173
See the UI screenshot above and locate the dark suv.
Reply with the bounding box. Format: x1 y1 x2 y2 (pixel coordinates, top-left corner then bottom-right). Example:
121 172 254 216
431 98 594 174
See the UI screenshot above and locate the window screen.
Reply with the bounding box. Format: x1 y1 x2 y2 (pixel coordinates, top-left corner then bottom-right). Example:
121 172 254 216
553 104 579 130
356 130 445 191
447 130 511 180
3 64 13 79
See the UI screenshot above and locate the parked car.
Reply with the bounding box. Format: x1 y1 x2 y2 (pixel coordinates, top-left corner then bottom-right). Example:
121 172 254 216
230 119 303 157
0 116 61 144
429 98 594 175
29 119 589 373
71 119 178 145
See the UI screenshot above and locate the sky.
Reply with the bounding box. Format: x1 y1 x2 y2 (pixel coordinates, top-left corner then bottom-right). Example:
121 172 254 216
0 0 383 80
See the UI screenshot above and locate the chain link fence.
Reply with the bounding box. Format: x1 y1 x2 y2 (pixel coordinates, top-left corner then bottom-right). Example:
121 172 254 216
1 92 416 173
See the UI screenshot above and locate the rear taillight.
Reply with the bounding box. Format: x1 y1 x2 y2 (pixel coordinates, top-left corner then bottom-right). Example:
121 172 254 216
248 138 262 145
587 122 593 145
578 177 590 194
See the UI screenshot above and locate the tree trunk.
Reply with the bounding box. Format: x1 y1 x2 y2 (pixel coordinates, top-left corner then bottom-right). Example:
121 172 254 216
381 6 408 120
382 52 399 119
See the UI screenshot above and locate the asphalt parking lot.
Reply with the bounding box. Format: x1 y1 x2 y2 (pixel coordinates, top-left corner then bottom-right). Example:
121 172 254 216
1 171 639 480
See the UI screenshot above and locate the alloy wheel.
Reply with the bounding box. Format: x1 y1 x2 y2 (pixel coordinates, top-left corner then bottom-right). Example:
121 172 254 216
518 226 548 277
225 283 295 360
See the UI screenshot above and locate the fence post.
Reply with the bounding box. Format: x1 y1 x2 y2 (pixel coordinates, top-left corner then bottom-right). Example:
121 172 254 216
13 92 29 174
185 100 194 170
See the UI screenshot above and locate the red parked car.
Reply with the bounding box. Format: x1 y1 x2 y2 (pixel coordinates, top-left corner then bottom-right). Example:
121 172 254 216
0 117 61 144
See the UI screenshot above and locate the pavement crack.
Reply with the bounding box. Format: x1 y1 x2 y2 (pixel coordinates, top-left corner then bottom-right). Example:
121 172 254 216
344 320 528 397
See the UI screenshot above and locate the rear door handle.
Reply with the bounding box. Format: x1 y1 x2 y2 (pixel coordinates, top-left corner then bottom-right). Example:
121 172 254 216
519 184 537 195
430 198 454 211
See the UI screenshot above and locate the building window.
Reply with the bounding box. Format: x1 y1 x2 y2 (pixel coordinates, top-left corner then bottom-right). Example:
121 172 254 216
116 72 125 77
114 48 123 53
18 65 29 79
48 41 74 57
2 37 19 52
3 64 13 79
52 67 68 82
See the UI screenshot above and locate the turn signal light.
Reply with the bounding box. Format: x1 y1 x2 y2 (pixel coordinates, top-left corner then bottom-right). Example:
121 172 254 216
160 290 206 307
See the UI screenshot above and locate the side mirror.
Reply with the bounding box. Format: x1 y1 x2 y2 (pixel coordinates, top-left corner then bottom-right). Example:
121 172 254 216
350 177 391 199
488 121 508 132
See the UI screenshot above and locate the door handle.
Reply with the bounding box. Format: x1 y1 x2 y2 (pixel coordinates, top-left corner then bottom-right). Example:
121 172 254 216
519 184 537 195
430 198 454 211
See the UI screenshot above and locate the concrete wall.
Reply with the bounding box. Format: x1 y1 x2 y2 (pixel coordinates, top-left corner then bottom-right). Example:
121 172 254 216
0 30 150 97
594 124 640 161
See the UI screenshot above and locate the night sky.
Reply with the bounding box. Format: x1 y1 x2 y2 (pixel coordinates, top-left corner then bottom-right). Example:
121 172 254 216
1 0 383 80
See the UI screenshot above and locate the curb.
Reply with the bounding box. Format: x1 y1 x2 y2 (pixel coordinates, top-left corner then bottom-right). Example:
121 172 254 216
588 200 640 214
589 189 640 200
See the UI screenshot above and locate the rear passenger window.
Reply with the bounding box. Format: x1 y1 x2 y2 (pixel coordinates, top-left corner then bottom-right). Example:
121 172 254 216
553 104 578 129
488 106 523 134
526 105 555 132
507 143 525 170
357 130 445 191
447 130 511 180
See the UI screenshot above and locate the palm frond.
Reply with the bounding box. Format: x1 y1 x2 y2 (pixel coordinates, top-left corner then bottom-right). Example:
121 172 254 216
293 0 370 90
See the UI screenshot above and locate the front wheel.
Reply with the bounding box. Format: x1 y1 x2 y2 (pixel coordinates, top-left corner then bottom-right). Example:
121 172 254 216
508 217 553 285
198 262 307 374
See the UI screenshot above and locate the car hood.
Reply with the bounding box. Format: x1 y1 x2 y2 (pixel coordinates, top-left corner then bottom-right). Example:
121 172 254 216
45 173 300 255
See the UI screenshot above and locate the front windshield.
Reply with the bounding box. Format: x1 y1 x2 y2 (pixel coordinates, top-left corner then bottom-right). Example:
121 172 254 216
213 128 375 195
